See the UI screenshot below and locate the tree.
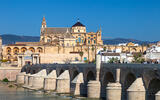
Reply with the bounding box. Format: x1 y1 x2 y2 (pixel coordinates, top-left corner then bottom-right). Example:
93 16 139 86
79 52 84 61
103 47 106 51
133 53 145 63
108 57 119 63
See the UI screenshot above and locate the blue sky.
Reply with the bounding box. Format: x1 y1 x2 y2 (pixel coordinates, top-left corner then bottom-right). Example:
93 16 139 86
0 0 160 41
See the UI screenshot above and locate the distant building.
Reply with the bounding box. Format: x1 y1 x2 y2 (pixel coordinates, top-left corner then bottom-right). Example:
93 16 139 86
145 45 160 62
99 50 134 63
118 42 139 46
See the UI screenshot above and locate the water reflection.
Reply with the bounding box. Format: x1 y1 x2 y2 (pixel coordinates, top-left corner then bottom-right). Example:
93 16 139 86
0 82 72 100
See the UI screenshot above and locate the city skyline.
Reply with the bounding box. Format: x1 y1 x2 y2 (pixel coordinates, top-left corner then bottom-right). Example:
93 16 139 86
0 0 160 41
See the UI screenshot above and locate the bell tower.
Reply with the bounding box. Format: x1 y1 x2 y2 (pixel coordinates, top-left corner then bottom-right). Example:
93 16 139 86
40 16 47 42
96 26 103 45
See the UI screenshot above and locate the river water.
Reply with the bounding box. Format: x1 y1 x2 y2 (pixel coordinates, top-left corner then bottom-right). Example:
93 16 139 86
0 82 93 100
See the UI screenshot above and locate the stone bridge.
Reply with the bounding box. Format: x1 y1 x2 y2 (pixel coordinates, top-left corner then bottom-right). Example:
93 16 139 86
18 63 160 100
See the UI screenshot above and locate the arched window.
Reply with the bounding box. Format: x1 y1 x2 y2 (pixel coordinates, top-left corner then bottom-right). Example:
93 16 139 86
6 47 11 54
37 47 43 53
29 47 35 52
13 47 19 55
21 47 27 53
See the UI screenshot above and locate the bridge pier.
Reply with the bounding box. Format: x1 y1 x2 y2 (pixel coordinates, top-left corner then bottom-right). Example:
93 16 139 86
87 54 101 98
72 73 84 95
155 91 160 100
87 81 101 98
16 72 26 84
28 75 34 87
23 73 30 86
30 69 47 90
106 82 121 100
56 70 70 93
44 70 57 91
106 69 121 100
127 77 145 100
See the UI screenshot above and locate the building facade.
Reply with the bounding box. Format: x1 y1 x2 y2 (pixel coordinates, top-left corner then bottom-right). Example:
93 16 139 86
2 17 148 66
40 17 103 46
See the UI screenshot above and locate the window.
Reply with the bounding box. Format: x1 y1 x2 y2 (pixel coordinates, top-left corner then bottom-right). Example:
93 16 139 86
88 37 90 39
94 40 96 44
88 40 90 44
91 35 93 37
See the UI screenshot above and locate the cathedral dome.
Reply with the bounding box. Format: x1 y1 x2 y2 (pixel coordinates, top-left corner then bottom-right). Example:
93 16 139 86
72 21 85 27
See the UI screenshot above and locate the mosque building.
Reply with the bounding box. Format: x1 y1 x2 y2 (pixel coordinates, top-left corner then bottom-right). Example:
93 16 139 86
2 17 103 67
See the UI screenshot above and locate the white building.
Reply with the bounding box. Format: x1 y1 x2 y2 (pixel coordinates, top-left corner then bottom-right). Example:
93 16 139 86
101 53 120 63
99 51 134 63
145 45 160 61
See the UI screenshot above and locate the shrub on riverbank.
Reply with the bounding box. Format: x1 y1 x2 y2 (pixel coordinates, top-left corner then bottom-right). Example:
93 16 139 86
2 78 9 82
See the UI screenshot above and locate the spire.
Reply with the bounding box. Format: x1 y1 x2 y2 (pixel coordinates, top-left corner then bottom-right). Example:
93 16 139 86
42 16 46 28
77 18 80 22
66 28 69 33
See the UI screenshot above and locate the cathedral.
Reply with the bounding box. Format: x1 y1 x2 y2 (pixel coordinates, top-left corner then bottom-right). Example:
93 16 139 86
40 17 103 46
2 17 104 66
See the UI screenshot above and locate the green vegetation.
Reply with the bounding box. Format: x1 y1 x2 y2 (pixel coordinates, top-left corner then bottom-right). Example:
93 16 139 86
79 52 84 61
84 60 89 63
108 57 119 63
133 53 145 63
2 78 9 82
8 85 14 88
103 47 106 51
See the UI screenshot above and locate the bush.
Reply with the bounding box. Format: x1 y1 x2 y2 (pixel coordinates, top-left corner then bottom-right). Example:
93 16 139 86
2 78 9 82
84 60 89 63
8 85 14 88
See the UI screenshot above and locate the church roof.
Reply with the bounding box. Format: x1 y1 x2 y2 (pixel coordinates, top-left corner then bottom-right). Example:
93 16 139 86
72 22 85 27
45 27 71 34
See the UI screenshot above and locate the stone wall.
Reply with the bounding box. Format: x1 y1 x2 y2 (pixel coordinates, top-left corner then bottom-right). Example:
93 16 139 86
0 67 21 81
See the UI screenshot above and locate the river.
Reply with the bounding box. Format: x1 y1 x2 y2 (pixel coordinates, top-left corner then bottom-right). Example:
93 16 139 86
0 82 94 100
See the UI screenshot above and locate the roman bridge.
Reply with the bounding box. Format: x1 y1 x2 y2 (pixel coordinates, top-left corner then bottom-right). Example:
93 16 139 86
18 63 160 100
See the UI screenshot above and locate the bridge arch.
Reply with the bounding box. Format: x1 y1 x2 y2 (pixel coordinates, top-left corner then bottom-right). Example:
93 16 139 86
123 72 136 100
102 71 115 86
101 71 115 98
72 70 79 81
86 70 96 82
57 68 65 77
147 78 160 100
124 72 136 90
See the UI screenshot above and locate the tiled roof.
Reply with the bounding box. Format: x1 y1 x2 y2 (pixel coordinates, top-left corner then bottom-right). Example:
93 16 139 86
102 53 120 56
8 44 26 46
45 27 71 34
